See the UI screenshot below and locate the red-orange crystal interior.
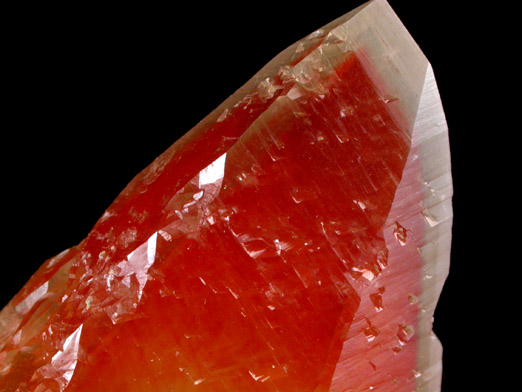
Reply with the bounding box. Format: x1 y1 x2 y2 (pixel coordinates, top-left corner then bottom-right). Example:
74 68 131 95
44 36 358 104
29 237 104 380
0 22 434 392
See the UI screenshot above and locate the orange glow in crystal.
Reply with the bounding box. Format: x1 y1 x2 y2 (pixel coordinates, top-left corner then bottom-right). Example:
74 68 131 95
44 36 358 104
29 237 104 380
0 1 452 391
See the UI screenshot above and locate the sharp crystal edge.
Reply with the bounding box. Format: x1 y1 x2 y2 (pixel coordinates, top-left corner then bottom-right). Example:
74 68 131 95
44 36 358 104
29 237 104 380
0 1 452 391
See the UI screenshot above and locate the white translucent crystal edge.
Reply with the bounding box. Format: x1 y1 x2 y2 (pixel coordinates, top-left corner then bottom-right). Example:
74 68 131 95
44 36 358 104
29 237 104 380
329 0 427 123
179 2 371 135
412 63 453 392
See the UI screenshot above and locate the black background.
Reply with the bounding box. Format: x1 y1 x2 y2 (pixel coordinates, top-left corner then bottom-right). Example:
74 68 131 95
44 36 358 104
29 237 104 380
1 1 500 390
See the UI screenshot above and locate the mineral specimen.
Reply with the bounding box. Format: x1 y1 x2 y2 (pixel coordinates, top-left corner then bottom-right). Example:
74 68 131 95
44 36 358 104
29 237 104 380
0 0 452 391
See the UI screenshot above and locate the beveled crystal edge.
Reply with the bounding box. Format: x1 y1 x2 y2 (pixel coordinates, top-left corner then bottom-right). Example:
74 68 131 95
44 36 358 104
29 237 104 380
413 63 452 392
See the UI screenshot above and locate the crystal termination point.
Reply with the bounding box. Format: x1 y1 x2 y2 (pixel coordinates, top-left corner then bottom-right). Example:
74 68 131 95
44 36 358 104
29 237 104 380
0 1 452 391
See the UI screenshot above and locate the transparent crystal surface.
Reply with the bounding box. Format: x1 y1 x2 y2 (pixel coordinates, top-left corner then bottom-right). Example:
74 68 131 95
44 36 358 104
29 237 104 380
0 1 452 391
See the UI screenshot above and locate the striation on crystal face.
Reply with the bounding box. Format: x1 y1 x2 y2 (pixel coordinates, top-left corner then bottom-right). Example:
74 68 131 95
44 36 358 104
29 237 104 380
0 1 452 391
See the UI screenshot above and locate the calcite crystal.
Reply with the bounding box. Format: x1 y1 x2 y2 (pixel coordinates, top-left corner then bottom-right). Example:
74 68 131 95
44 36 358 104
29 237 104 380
0 1 452 391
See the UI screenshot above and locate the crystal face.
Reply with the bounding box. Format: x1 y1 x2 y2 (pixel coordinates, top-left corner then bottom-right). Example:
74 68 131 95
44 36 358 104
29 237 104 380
0 1 452 391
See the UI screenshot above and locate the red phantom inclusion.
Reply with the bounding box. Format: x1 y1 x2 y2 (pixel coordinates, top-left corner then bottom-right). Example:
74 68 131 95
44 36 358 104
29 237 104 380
0 1 452 391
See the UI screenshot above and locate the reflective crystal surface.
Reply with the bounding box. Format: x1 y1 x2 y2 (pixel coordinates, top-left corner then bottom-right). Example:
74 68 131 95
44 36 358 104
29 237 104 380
0 1 452 391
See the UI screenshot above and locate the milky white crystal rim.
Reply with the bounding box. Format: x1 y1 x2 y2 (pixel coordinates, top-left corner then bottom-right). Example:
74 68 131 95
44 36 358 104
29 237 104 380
412 63 452 392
